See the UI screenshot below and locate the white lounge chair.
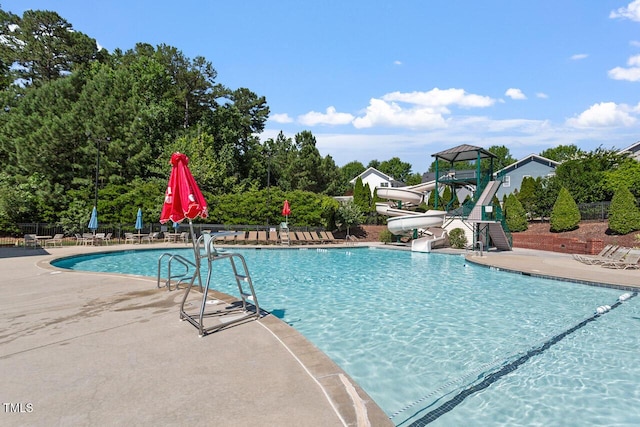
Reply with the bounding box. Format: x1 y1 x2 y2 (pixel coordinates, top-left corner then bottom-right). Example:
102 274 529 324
45 234 64 248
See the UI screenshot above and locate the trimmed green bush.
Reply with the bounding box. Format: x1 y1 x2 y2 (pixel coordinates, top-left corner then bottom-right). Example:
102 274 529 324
608 186 640 235
550 187 580 232
449 228 467 249
379 229 394 243
504 193 528 232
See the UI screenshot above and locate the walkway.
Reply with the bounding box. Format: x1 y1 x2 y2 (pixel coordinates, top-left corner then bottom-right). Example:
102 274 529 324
465 247 640 290
0 244 391 427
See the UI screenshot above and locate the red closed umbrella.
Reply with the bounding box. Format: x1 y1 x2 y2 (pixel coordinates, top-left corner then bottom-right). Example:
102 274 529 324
282 200 291 225
160 152 208 224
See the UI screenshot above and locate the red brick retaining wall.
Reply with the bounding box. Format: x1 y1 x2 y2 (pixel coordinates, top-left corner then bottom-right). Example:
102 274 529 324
512 234 604 255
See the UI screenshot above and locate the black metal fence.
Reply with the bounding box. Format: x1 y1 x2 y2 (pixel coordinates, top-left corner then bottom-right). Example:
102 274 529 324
577 202 610 221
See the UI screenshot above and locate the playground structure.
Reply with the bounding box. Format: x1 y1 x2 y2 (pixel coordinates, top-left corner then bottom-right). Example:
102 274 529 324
376 144 512 253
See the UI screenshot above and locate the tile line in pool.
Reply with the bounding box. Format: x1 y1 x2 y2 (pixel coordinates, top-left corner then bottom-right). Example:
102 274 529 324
393 291 638 426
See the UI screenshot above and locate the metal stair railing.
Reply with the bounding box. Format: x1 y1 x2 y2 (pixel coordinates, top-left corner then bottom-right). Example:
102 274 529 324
179 233 260 337
157 253 197 291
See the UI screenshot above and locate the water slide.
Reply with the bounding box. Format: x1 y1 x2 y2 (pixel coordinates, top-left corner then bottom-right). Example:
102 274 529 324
376 180 447 237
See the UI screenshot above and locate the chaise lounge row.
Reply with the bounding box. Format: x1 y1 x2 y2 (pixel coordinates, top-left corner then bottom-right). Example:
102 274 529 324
573 245 640 270
212 230 339 245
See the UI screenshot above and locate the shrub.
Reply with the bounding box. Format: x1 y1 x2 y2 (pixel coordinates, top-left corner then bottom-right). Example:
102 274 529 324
608 186 640 235
550 187 580 232
379 229 394 243
504 193 528 232
449 228 467 249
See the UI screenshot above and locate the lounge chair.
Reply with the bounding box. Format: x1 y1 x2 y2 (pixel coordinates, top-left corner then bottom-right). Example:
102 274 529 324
257 230 268 244
296 232 311 244
308 231 324 244
268 230 278 244
148 232 161 243
235 231 247 244
246 231 258 244
601 249 640 269
222 232 237 244
574 245 624 265
104 232 113 244
44 233 64 248
288 231 299 244
573 244 615 263
319 231 333 243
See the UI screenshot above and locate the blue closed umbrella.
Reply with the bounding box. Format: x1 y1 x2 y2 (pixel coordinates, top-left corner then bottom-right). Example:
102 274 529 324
88 206 99 232
135 208 143 232
173 221 179 231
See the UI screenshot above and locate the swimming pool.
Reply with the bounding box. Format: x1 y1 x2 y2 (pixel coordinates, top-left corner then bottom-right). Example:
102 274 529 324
53 247 640 426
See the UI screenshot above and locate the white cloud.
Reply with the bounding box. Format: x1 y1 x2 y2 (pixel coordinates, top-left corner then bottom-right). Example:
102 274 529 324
352 98 449 129
297 106 354 126
608 54 640 81
570 53 588 60
351 88 495 129
566 102 636 127
270 113 294 124
393 60 402 65
610 0 640 21
536 93 549 99
382 88 495 108
505 88 527 100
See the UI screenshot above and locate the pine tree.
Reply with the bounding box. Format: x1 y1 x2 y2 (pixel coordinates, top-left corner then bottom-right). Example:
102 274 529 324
608 186 640 235
550 187 581 232
504 194 528 232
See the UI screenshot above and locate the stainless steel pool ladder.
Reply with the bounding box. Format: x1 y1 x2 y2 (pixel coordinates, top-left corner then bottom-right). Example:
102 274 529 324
179 233 260 337
157 253 198 291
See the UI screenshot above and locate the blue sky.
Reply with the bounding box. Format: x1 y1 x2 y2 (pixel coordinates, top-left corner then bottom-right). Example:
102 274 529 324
5 1 640 172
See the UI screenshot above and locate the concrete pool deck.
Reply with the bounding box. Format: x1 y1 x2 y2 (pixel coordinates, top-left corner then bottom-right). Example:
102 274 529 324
0 243 392 427
1 243 638 426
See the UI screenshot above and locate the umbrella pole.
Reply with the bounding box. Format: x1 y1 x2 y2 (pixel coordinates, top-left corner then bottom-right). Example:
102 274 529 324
188 219 203 291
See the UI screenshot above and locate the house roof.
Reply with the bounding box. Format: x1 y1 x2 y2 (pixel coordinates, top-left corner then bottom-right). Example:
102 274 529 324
349 167 394 184
431 144 497 163
619 141 640 154
495 154 559 175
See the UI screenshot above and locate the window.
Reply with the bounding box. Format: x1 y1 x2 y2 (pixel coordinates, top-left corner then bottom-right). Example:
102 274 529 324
503 176 510 187
379 182 389 187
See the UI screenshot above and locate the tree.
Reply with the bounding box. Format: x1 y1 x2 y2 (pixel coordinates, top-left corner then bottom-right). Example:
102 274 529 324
8 10 102 86
378 157 412 182
405 172 423 186
608 186 640 235
353 177 367 212
336 200 363 236
504 194 528 232
290 130 322 192
540 144 582 162
517 176 539 219
483 145 516 173
604 157 640 199
340 161 365 190
535 176 561 220
554 147 626 203
550 187 580 232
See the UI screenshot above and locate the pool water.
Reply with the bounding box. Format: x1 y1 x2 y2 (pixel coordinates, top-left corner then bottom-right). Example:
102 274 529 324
53 247 640 426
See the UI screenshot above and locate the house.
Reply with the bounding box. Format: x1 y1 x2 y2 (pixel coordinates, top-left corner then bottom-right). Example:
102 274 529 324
349 167 403 196
619 141 640 161
494 154 559 200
